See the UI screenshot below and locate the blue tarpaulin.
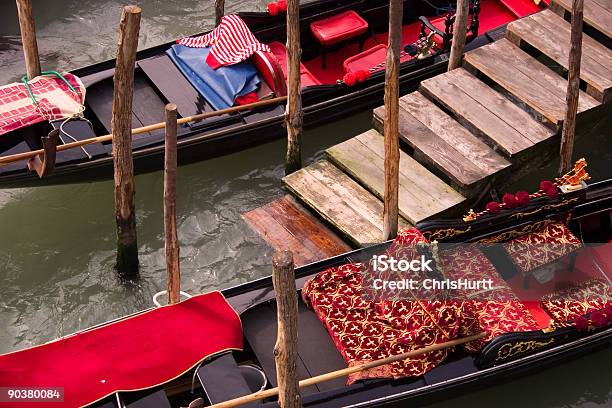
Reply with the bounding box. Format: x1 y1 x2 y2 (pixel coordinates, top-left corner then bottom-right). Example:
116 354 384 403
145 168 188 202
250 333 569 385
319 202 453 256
166 44 260 110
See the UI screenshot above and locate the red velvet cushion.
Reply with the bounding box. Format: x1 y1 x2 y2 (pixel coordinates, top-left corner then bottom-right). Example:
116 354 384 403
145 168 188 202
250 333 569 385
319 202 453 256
503 221 582 274
343 44 387 73
439 246 540 352
424 16 449 49
250 50 286 96
540 278 611 323
310 10 369 46
267 41 322 87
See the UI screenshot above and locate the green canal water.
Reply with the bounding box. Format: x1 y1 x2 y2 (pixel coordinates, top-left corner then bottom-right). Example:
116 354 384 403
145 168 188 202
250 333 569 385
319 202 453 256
0 1 610 406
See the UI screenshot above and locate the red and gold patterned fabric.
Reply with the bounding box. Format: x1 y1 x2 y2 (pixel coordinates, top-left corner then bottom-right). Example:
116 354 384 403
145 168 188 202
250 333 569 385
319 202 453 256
541 278 611 323
502 221 582 274
439 246 540 353
303 227 541 382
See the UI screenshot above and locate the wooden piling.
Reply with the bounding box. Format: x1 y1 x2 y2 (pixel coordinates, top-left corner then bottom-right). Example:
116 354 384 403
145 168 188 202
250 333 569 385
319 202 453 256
215 0 225 26
164 103 180 304
112 5 141 277
447 0 469 71
271 251 302 408
15 0 41 80
559 0 584 175
284 0 303 175
382 0 403 241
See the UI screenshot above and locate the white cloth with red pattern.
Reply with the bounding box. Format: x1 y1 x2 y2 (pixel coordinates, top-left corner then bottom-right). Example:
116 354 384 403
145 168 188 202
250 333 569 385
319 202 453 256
177 14 270 69
0 73 85 136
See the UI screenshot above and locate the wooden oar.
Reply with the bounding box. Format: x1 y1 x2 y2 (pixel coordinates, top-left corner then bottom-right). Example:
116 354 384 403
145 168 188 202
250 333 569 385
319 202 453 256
0 96 287 166
209 332 486 408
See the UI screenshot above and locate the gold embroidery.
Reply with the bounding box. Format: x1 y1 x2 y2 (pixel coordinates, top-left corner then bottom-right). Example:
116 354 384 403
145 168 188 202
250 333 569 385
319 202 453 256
509 198 579 219
424 226 472 241
478 220 553 244
497 338 555 361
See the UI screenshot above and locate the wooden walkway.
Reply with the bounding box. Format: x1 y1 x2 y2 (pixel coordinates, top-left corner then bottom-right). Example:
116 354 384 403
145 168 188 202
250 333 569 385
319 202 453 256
242 195 350 266
244 6 612 253
551 0 612 43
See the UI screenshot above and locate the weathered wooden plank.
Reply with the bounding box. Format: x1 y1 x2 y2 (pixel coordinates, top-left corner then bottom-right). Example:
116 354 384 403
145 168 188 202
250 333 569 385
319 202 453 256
265 196 351 257
243 207 316 266
400 92 511 173
507 10 612 102
464 39 599 126
420 68 554 157
283 160 409 246
553 0 612 40
326 130 465 224
374 104 488 191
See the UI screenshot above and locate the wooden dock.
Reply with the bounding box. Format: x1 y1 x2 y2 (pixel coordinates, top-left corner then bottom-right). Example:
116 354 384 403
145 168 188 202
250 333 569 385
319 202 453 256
245 3 612 255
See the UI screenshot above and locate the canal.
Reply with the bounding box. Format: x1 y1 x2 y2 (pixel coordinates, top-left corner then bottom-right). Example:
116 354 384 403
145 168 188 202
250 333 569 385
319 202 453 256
0 0 610 407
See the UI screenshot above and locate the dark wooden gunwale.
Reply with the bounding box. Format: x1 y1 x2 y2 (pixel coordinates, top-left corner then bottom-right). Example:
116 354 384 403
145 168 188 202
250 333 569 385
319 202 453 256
0 0 502 187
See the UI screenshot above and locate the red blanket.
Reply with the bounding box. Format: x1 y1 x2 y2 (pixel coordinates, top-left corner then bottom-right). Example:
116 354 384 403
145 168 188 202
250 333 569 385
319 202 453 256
0 291 242 408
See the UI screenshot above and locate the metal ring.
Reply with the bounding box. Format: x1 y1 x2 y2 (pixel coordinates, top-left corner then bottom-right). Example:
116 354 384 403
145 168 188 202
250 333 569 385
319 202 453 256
153 290 192 307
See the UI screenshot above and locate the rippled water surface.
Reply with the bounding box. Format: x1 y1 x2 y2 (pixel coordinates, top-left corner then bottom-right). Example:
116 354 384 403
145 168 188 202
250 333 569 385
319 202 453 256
0 1 610 406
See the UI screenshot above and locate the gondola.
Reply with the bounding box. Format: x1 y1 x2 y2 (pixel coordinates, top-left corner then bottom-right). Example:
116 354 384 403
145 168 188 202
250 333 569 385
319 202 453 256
0 0 545 187
1 161 610 408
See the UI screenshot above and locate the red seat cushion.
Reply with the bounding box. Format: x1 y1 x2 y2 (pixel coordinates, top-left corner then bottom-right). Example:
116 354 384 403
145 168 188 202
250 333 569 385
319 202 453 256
541 278 611 323
310 10 369 46
267 41 322 87
500 0 542 18
343 44 387 73
425 16 449 49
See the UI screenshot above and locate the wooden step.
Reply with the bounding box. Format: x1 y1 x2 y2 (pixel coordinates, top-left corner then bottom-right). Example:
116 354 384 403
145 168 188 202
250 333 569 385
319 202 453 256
420 68 555 160
282 160 410 247
373 92 511 195
463 39 600 128
507 9 612 103
242 195 351 266
551 0 612 42
326 129 466 225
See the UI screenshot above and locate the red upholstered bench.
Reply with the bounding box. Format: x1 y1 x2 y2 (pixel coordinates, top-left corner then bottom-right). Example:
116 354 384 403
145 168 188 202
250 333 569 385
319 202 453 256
267 41 322 88
310 10 370 69
343 44 387 73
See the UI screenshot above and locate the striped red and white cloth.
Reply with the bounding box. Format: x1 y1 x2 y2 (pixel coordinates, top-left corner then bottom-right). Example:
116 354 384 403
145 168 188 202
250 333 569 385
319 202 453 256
177 14 270 69
0 73 85 136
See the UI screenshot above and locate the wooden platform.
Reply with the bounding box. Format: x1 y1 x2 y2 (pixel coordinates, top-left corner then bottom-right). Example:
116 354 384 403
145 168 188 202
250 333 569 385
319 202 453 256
326 129 466 225
283 160 410 247
420 68 555 161
551 0 612 42
507 9 612 103
373 92 511 194
242 195 351 266
464 39 600 127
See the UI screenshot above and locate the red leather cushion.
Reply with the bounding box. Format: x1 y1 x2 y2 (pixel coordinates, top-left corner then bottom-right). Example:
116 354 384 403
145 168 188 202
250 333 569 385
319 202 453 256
343 44 387 73
250 50 287 96
500 0 541 18
267 41 322 87
310 10 369 46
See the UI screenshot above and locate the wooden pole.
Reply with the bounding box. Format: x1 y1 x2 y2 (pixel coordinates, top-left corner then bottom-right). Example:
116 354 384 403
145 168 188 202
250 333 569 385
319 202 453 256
0 96 287 167
559 0 584 175
164 103 180 304
209 332 486 408
15 0 41 80
215 0 225 26
284 0 303 175
271 251 302 408
447 0 469 71
112 5 141 277
382 0 403 241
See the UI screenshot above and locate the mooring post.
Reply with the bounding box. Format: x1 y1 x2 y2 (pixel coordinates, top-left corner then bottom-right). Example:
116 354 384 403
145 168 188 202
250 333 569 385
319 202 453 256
559 0 584 175
15 0 41 80
215 0 225 26
284 0 303 175
164 103 180 304
272 251 302 408
112 5 141 277
447 0 469 71
382 0 402 241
